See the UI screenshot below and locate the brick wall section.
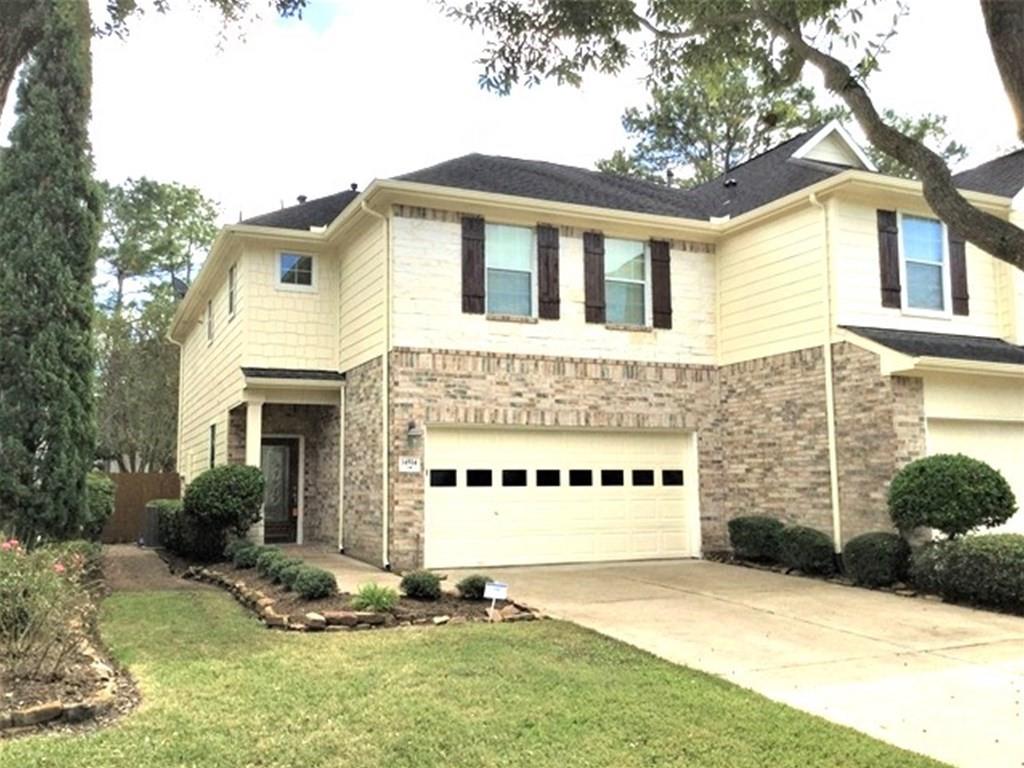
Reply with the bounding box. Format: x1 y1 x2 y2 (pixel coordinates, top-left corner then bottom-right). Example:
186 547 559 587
832 342 926 542
262 404 340 546
387 347 724 571
717 348 835 535
227 405 245 465
343 356 384 565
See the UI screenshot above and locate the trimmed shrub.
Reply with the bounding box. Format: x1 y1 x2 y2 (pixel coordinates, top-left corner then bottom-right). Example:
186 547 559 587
293 566 337 600
888 454 1017 538
728 516 784 562
255 547 285 577
183 465 265 535
350 583 399 612
232 545 260 569
778 525 836 575
400 569 442 600
224 538 252 560
279 563 304 591
843 532 910 587
267 557 303 585
909 541 951 595
83 472 115 541
930 534 1024 611
154 499 185 553
456 574 492 600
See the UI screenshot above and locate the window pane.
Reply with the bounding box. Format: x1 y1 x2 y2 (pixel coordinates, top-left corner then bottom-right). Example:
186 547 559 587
605 238 645 280
606 280 645 325
662 470 685 486
487 269 531 315
466 469 492 487
632 470 654 486
502 469 527 487
601 469 624 486
903 216 943 264
907 262 944 310
281 253 313 285
569 469 592 487
486 224 532 271
536 470 560 487
430 469 457 487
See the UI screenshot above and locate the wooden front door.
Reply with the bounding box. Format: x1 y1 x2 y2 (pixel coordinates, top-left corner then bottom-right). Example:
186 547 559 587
262 437 299 544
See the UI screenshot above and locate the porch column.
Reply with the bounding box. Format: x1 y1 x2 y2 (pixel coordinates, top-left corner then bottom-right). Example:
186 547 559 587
245 398 264 544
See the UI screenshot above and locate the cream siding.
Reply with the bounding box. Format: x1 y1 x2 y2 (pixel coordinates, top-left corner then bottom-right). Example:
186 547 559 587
177 250 246 484
831 196 1005 337
716 205 827 364
338 218 387 372
239 240 338 371
389 215 716 364
801 132 862 167
923 372 1024 422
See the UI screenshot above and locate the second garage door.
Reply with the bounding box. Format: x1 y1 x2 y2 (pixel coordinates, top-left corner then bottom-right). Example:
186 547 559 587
423 427 699 568
928 419 1024 534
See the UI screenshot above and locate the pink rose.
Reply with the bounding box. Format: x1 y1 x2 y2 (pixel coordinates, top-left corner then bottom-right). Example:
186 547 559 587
53 562 66 574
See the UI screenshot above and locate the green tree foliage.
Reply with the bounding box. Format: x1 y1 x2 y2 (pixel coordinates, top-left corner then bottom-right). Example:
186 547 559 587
444 0 1024 272
0 0 101 543
863 110 967 180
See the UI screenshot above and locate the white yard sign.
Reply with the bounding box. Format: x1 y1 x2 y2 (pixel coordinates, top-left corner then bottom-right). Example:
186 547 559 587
484 581 508 601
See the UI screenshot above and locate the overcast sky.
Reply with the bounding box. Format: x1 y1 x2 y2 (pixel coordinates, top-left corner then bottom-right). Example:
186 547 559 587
1 0 1019 229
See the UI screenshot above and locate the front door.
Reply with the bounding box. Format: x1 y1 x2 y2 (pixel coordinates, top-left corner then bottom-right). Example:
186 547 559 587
262 437 299 544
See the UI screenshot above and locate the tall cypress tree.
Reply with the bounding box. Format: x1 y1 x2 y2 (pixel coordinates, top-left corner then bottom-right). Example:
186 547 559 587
0 0 100 543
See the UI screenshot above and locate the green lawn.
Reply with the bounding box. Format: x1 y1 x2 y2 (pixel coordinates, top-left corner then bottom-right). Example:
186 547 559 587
2 589 945 768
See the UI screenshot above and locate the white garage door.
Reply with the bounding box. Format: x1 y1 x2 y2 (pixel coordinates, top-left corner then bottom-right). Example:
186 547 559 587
928 419 1024 534
423 428 698 568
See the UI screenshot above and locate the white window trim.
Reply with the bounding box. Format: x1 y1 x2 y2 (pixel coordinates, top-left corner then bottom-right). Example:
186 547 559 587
228 264 237 320
484 224 537 318
897 211 952 320
604 240 652 327
276 251 317 293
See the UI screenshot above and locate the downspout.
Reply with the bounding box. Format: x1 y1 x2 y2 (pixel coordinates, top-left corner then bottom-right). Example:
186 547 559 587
360 200 392 570
166 330 186 489
337 383 346 553
808 193 843 555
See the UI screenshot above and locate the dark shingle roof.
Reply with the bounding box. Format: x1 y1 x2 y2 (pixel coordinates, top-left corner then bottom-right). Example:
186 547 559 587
952 148 1024 198
843 326 1024 366
396 154 710 218
241 189 359 230
688 126 853 218
242 367 345 381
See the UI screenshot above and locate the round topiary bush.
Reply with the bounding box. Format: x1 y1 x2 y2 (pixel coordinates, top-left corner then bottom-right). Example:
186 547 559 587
888 454 1017 538
279 563 304 591
930 534 1024 611
728 516 785 562
255 548 285 577
843 532 910 587
183 464 265 537
232 545 260 569
294 567 337 600
456 574 492 600
400 569 442 600
778 525 836 575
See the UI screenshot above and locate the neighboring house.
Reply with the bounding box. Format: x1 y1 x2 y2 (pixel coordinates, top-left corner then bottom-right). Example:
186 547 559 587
168 121 1024 571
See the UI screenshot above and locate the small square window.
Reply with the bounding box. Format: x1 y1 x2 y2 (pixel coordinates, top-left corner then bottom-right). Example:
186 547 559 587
536 469 560 487
502 469 527 487
206 299 214 341
662 470 684 486
601 469 624 486
569 469 593 487
228 265 237 317
466 469 492 487
279 252 314 287
430 469 456 487
208 424 216 468
632 470 654 486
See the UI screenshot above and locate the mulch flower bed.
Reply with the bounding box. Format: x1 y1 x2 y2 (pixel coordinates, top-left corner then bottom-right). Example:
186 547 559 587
177 562 543 632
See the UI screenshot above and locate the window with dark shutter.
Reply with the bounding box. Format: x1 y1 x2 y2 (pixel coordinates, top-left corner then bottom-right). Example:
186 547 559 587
948 230 969 315
537 224 560 319
461 216 485 314
650 239 672 329
583 231 606 323
877 210 901 308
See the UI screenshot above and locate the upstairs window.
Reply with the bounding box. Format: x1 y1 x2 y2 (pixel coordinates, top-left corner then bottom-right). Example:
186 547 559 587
206 299 214 341
228 264 237 317
485 224 533 316
604 238 647 325
901 215 946 312
279 252 314 289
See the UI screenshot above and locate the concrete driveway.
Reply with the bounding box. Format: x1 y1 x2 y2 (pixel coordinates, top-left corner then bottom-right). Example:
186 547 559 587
445 559 1024 768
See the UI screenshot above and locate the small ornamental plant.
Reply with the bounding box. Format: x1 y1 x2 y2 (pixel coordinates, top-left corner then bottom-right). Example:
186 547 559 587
400 569 442 600
350 583 399 612
456 574 492 600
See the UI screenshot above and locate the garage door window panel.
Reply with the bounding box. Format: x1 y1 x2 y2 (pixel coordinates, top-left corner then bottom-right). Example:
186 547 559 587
486 224 534 317
662 470 685 486
569 470 593 487
605 238 648 326
537 470 561 486
601 469 624 486
502 469 528 487
430 469 457 487
467 470 493 487
632 469 655 486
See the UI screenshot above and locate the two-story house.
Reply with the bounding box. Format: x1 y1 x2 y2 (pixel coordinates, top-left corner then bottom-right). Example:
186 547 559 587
168 122 1024 571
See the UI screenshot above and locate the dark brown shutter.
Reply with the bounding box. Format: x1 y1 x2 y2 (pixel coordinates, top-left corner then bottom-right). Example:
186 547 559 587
650 240 672 329
461 216 485 314
949 230 969 315
877 210 901 308
537 224 560 319
583 231 605 324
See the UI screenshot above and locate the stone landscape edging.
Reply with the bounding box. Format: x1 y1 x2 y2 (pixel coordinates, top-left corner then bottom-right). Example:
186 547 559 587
181 565 543 631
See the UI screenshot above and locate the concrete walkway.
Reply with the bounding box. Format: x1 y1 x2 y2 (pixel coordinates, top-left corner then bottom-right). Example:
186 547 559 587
444 559 1024 768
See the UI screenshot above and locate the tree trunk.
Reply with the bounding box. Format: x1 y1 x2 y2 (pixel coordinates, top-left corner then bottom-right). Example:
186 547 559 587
981 0 1024 142
0 0 45 117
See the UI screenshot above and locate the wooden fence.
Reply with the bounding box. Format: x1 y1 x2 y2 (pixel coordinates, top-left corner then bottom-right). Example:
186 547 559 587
100 472 181 544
